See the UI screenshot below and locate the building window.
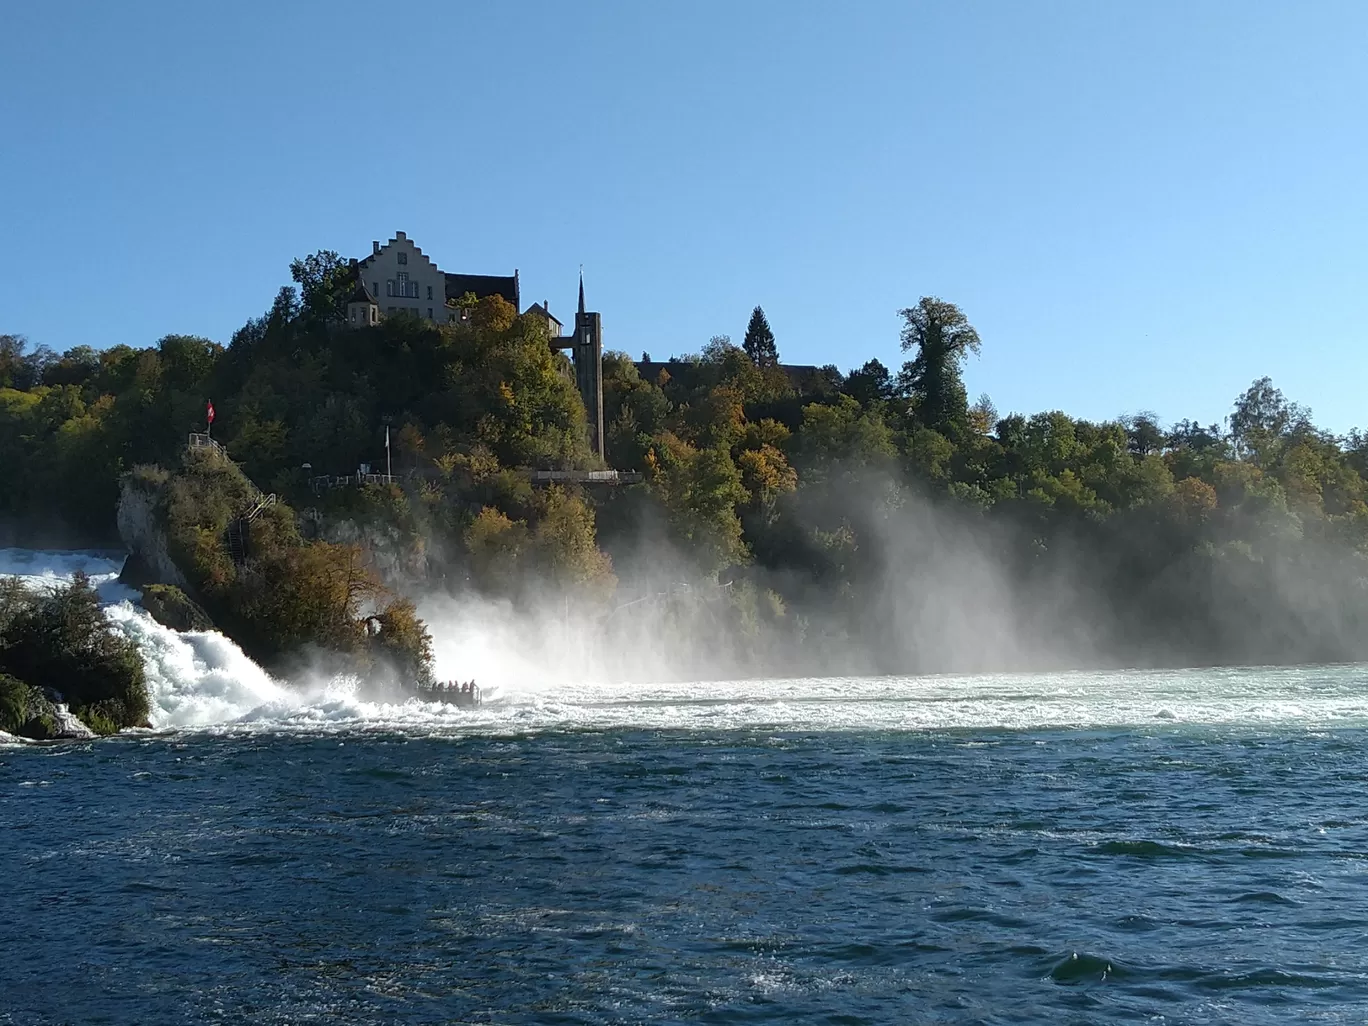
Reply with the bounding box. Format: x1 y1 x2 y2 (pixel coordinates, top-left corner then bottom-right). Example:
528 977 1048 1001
398 251 407 265
427 308 433 319
372 281 378 295
387 273 418 299
426 285 433 300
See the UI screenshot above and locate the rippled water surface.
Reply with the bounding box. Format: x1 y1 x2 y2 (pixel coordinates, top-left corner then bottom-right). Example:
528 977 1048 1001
8 675 1368 1024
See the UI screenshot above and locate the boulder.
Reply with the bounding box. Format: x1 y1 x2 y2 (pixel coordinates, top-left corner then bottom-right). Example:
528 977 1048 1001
0 677 96 740
141 584 214 632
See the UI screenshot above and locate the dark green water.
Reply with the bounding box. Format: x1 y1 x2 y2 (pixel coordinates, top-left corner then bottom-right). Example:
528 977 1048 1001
5 725 1368 1024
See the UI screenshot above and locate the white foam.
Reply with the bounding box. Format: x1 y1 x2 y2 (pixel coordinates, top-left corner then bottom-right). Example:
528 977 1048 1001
0 547 141 605
6 548 1368 739
99 602 297 728
2 547 296 728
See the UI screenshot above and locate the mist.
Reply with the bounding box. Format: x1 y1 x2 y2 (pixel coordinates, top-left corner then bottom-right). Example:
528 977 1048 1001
408 462 1368 689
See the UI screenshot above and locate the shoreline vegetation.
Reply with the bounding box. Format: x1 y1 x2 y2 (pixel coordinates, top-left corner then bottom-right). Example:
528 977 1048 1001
0 573 148 738
3 252 1368 735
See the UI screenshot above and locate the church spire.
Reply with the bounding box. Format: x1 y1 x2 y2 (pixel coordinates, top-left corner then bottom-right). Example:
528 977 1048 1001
578 267 585 316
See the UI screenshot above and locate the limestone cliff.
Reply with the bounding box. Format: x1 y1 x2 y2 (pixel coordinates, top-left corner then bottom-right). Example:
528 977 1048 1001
116 473 189 590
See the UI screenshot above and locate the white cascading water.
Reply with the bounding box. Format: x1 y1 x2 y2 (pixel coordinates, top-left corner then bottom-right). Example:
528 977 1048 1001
0 548 298 728
5 547 1368 737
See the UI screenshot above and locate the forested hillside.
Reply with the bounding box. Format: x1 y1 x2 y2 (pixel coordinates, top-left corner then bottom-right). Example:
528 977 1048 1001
3 253 1368 673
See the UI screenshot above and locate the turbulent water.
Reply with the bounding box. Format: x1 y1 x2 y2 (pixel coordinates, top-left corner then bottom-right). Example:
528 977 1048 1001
5 551 1368 1022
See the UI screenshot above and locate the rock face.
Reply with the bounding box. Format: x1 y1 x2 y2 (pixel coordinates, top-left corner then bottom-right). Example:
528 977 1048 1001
116 477 189 590
322 517 430 591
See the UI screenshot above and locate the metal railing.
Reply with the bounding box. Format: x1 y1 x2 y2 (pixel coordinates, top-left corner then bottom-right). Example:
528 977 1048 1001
527 469 643 486
309 473 398 492
187 432 228 458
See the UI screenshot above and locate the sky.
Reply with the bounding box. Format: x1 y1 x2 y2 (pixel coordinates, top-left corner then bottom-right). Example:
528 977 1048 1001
2 1 1366 433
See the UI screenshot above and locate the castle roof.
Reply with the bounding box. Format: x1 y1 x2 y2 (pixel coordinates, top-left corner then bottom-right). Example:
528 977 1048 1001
444 272 520 309
524 301 562 326
347 281 378 306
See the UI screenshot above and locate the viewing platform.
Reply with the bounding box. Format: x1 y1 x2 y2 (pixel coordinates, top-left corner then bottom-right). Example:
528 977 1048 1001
526 469 643 486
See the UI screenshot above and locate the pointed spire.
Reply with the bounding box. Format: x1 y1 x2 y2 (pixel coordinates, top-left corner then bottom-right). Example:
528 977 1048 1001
578 266 585 316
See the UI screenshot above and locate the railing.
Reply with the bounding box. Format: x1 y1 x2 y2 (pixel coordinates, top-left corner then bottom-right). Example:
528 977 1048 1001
527 469 643 486
243 493 276 522
305 467 643 492
187 433 228 459
309 473 398 492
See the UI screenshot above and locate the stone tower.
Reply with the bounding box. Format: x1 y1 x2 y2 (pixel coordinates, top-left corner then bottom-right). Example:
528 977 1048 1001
571 273 605 459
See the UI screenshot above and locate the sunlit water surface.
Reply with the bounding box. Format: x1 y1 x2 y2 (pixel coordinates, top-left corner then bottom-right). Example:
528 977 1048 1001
7 664 1368 1024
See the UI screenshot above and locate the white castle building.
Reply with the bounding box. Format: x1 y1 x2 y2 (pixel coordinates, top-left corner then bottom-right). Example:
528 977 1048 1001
344 232 604 457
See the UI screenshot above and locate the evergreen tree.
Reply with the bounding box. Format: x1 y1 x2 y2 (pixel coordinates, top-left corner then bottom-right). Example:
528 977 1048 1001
743 306 779 367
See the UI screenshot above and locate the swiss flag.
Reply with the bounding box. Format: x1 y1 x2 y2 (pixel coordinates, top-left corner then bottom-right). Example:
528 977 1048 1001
206 401 215 425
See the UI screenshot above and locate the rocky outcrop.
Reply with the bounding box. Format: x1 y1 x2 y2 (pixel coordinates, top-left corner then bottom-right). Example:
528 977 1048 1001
116 475 189 590
0 676 96 740
141 584 214 632
322 517 431 591
48 700 97 740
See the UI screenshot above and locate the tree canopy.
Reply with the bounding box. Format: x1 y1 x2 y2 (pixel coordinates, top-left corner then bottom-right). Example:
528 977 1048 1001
5 259 1368 678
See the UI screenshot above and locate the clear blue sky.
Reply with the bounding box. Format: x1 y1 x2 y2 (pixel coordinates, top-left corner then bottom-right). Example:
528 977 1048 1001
2 2 1365 432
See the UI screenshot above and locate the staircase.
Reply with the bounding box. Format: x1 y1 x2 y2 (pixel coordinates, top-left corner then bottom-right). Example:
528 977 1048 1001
187 433 278 568
225 493 277 567
226 518 248 565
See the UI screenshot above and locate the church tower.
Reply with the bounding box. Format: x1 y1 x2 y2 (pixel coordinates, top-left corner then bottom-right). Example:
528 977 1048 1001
572 272 605 459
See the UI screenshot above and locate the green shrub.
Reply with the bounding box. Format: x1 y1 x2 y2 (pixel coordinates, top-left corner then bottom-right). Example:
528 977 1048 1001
0 673 32 734
0 573 149 729
74 703 121 736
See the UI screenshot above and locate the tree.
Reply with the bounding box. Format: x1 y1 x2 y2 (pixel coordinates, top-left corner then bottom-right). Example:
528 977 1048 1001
842 359 893 406
653 442 750 574
0 334 25 389
1123 411 1165 456
897 298 981 436
290 250 354 324
967 393 998 435
743 306 779 367
1228 377 1311 466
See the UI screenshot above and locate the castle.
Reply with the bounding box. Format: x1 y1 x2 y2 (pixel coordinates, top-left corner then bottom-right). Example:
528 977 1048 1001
344 232 604 459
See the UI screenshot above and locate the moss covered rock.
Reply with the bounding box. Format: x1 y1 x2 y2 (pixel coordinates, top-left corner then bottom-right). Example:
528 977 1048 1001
0 674 76 740
141 584 214 632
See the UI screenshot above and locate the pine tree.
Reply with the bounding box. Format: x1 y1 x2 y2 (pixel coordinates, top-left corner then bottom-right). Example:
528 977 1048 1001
742 306 779 367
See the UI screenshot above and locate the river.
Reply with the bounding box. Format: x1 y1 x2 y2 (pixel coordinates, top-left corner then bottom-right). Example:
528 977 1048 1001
3 550 1368 1023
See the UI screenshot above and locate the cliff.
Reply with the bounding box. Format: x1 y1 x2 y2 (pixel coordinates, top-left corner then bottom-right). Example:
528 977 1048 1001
116 467 189 590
